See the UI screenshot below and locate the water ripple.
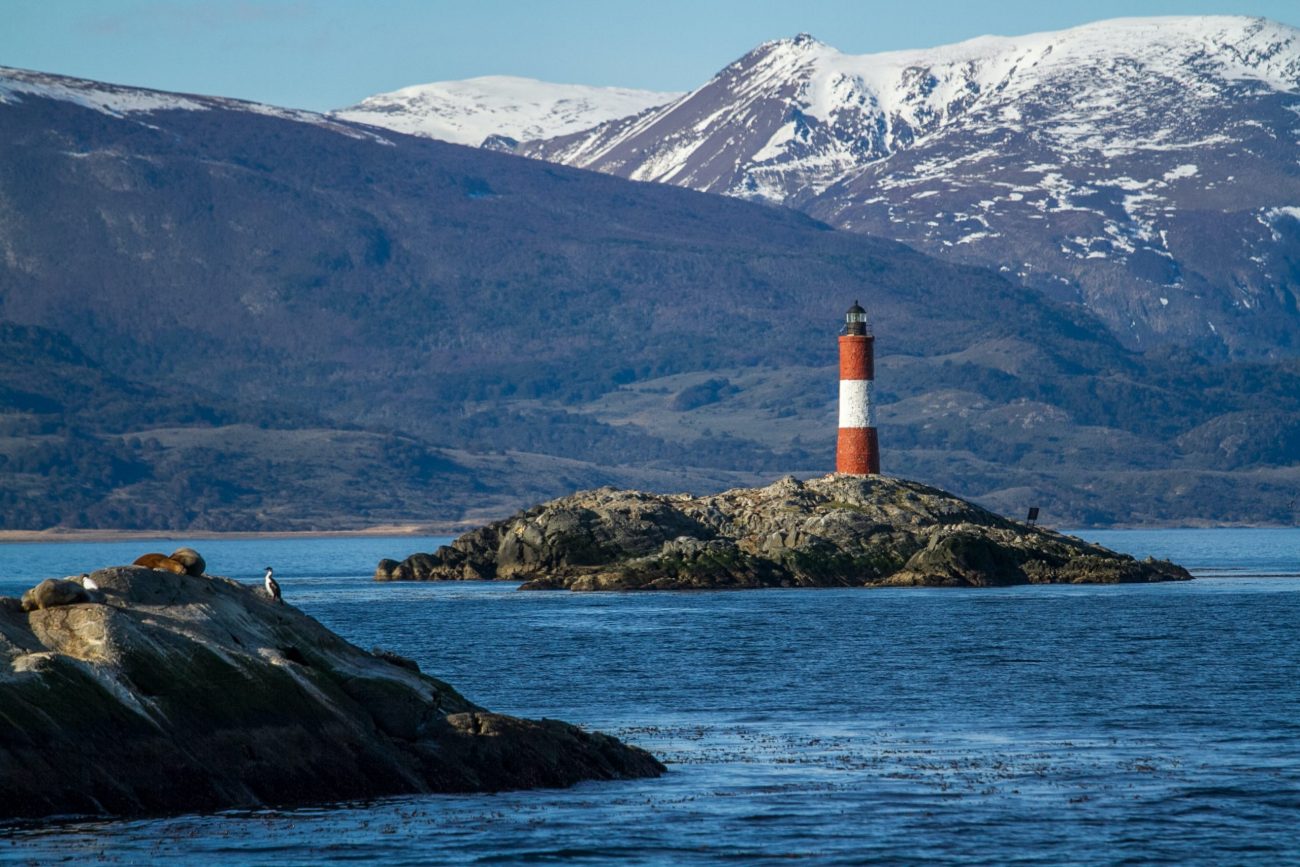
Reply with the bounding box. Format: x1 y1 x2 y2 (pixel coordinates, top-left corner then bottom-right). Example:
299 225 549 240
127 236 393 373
1 530 1299 863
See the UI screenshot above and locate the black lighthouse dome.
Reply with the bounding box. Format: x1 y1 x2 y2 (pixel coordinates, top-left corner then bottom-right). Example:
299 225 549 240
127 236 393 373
842 300 868 336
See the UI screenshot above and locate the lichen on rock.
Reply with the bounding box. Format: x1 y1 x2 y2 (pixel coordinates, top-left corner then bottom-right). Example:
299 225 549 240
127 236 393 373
379 474 1191 590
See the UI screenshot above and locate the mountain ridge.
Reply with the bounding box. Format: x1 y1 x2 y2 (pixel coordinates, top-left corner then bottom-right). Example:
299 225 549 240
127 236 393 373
330 75 680 147
0 64 393 144
1 64 1298 529
513 16 1300 358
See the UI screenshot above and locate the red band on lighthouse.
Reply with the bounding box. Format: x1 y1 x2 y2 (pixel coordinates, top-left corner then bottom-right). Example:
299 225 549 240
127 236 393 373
837 302 879 475
837 338 874 381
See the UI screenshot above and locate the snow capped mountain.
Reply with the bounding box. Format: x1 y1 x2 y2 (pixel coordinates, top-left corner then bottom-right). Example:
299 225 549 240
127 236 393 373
330 76 681 147
0 66 394 144
520 17 1300 357
529 18 1300 200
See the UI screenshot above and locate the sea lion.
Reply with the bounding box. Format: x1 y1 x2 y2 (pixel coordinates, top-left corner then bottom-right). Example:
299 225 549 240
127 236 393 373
168 547 206 577
132 553 188 574
21 578 89 612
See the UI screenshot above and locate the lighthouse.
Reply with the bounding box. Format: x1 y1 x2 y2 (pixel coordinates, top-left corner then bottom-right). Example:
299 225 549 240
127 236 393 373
836 300 879 475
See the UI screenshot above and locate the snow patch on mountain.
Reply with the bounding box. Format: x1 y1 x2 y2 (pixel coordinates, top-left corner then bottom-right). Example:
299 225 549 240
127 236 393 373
0 66 206 115
0 66 394 144
525 16 1300 202
331 76 681 146
1265 205 1300 221
518 16 1300 356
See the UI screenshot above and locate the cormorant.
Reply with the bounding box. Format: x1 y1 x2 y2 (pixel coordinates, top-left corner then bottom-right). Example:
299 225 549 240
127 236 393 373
263 566 281 603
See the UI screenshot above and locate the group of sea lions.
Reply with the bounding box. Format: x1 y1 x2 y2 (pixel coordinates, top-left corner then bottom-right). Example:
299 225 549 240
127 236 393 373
131 547 206 577
10 548 282 613
130 548 281 602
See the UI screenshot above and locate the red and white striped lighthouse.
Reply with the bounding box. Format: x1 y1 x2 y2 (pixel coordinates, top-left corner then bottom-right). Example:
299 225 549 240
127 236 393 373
836 300 879 475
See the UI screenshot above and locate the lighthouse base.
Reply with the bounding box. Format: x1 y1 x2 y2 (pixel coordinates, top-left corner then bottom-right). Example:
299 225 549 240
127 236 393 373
836 427 880 475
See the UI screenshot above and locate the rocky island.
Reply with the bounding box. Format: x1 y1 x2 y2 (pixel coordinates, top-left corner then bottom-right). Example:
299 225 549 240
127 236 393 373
0 555 662 819
377 475 1191 590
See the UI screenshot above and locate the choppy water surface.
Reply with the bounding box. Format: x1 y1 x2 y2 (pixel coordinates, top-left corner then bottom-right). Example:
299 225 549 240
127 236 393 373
0 529 1298 864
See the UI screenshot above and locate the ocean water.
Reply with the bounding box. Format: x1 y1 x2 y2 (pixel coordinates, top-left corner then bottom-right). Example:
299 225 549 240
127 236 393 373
0 529 1298 865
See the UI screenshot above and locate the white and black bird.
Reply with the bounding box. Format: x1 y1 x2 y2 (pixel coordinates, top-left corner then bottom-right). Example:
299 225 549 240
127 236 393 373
80 573 99 591
263 566 281 603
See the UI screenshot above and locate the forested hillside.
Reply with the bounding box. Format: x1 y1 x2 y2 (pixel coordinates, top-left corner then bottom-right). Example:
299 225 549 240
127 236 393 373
1 69 1297 528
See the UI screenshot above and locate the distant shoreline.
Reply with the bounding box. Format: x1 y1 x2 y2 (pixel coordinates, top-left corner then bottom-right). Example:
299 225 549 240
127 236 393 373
0 524 472 544
0 520 1291 545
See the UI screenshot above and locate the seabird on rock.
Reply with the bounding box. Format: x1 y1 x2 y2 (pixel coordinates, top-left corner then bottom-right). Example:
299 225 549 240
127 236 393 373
263 566 281 603
80 573 99 591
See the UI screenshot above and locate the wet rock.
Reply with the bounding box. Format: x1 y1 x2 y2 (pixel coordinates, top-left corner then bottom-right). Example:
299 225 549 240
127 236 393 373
374 558 402 581
0 565 662 819
380 474 1192 591
373 646 420 672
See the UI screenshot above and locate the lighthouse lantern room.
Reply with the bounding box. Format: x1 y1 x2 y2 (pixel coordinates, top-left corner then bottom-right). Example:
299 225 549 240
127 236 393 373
836 301 880 475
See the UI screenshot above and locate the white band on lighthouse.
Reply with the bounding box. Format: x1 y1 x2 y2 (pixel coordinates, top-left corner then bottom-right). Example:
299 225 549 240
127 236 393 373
838 379 875 428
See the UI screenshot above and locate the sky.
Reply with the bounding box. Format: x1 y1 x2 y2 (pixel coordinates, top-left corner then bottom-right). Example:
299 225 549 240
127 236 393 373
3 0 1298 111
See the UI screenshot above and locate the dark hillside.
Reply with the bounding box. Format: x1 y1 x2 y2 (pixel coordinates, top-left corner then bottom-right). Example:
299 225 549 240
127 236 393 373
0 70 1296 528
0 89 1123 418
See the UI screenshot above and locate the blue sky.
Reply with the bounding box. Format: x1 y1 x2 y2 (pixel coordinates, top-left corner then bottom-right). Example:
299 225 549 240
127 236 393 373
4 0 1297 110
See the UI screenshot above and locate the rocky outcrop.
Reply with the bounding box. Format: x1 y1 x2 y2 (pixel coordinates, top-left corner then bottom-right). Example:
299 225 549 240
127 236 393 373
0 564 662 819
378 475 1191 590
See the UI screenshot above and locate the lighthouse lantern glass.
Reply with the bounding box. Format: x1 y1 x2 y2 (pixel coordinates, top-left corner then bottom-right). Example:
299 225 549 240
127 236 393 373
843 301 868 336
